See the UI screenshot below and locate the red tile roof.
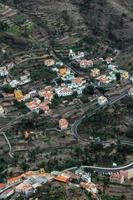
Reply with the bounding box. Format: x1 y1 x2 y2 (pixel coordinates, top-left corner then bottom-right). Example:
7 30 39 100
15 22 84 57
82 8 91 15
55 176 69 183
39 101 49 112
0 183 5 188
8 175 22 183
26 101 38 110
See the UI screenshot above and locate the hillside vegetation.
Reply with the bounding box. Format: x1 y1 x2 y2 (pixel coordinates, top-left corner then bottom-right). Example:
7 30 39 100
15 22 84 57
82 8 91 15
1 0 132 71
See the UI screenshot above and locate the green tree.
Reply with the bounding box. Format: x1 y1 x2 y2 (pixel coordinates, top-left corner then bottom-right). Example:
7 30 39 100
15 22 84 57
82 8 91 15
1 84 14 93
74 146 82 156
83 85 94 95
20 161 29 171
50 95 61 108
116 72 121 81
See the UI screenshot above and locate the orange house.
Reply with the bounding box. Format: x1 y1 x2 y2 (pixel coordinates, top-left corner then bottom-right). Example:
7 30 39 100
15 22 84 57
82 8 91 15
23 171 35 177
0 183 6 189
55 176 70 183
59 118 69 130
7 175 22 184
39 101 50 113
110 172 125 184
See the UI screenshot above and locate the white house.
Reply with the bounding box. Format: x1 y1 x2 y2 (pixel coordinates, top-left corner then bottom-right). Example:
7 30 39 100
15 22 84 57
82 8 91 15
128 87 133 96
130 76 133 83
108 64 117 71
10 80 20 88
29 90 37 96
51 67 59 72
56 61 64 67
0 105 5 116
76 85 86 95
0 67 9 77
6 62 15 69
73 52 85 61
80 60 93 68
69 49 76 58
98 96 108 105
81 173 91 183
55 86 73 97
69 50 85 61
78 51 85 58
105 57 113 64
19 75 31 85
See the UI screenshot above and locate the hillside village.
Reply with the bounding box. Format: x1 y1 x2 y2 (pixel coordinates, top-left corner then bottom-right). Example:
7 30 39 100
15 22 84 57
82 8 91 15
0 168 98 199
0 166 133 199
0 3 133 121
0 48 133 119
0 2 133 200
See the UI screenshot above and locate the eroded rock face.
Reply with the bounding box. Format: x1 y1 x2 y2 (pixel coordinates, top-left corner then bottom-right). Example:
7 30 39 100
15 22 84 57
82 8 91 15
3 0 133 50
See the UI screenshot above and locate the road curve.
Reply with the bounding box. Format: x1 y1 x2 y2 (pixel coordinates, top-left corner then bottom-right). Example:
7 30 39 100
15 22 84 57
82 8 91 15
69 92 133 173
2 132 13 158
63 161 133 173
63 138 133 173
71 91 129 139
0 111 34 158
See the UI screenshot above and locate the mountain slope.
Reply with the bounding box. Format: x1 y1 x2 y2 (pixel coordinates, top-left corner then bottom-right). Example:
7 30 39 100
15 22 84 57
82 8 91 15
3 0 133 51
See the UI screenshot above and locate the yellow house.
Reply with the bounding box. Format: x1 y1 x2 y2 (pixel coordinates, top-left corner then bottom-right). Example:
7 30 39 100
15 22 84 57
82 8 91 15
14 89 24 102
90 68 100 77
59 67 69 76
120 71 129 80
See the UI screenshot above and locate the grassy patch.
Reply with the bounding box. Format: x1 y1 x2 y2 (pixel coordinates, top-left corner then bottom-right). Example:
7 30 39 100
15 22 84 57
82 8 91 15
7 23 22 37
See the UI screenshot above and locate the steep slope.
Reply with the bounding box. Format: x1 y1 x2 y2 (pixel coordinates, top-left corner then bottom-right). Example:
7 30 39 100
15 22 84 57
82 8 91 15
2 0 133 59
3 0 87 38
76 0 133 49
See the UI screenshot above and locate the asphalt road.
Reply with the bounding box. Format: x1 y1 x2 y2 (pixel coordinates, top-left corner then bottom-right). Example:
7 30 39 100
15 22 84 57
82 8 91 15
69 89 133 172
64 160 133 173
64 138 133 173
71 90 129 139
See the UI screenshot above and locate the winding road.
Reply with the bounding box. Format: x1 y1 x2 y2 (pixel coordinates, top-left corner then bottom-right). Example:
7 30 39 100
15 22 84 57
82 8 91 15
63 160 133 173
0 110 34 158
71 90 128 139
70 89 133 173
63 139 133 173
0 48 132 172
